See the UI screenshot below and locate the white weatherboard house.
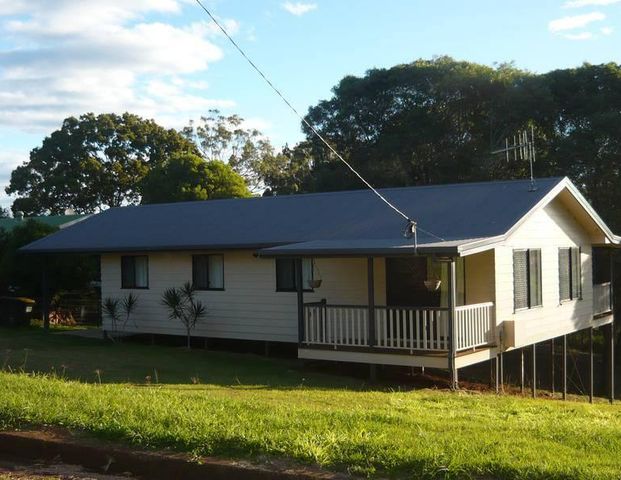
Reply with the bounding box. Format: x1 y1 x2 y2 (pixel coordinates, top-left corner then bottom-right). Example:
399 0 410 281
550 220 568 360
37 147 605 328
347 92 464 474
23 177 617 392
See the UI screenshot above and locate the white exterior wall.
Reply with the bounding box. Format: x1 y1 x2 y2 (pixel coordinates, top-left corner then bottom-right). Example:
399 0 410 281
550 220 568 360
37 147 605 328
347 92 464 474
494 197 603 348
464 250 495 305
101 252 386 343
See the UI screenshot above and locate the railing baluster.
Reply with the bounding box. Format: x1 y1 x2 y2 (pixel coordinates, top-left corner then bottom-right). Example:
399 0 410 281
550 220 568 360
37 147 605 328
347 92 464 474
362 309 369 345
408 310 414 353
415 310 420 349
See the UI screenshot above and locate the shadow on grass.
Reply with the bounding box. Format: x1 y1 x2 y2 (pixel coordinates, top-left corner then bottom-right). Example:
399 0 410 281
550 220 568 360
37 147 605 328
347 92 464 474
0 326 406 392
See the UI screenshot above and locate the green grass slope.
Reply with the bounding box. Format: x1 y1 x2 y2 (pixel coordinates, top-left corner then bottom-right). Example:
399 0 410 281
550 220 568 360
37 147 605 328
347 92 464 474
0 328 620 479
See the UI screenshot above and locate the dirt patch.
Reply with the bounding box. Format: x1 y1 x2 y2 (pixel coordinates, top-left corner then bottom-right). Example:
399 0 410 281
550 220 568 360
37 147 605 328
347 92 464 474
0 429 345 480
0 457 131 479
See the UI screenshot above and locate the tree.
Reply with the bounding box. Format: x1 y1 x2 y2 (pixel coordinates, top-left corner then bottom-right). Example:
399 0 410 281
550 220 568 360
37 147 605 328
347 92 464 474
182 110 276 190
0 207 10 219
140 153 251 204
258 143 313 196
299 58 621 231
161 282 206 348
0 220 97 298
7 113 199 215
301 57 537 192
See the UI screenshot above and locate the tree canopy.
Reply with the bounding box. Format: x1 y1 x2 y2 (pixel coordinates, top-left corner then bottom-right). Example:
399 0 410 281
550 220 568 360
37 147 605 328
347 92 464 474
182 110 275 191
280 57 621 230
6 113 199 215
141 153 250 204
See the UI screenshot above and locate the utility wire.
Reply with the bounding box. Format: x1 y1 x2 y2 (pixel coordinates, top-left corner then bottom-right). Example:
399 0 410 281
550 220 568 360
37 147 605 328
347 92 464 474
193 0 446 243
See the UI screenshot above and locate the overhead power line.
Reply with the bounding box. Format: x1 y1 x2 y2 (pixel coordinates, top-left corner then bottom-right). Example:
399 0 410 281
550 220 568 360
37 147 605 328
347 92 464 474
193 0 445 243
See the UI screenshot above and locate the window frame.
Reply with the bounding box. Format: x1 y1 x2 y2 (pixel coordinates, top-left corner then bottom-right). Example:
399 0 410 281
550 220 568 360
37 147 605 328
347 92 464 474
558 247 582 303
513 248 542 312
275 258 314 292
192 254 225 291
121 255 149 289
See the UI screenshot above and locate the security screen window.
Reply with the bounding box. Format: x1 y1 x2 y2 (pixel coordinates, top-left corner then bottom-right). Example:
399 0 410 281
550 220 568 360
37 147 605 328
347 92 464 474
513 249 542 310
121 255 149 289
559 247 581 302
192 254 224 290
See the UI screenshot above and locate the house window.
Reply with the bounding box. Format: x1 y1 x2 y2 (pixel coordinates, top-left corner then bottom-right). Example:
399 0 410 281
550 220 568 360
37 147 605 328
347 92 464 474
513 249 542 310
276 258 313 292
121 255 149 289
559 247 581 302
192 254 224 290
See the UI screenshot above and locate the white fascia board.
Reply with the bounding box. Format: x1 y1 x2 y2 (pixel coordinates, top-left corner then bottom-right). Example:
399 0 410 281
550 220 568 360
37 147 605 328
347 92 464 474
458 177 620 255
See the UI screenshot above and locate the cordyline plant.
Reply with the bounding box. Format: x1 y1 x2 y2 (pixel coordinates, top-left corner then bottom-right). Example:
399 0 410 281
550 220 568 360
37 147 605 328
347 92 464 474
102 293 139 341
161 282 206 348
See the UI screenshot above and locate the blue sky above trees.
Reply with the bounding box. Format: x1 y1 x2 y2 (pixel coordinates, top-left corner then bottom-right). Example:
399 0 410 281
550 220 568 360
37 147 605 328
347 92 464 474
0 0 619 207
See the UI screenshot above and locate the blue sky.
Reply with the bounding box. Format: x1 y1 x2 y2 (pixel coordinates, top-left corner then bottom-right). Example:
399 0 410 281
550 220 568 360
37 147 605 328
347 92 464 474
0 0 619 208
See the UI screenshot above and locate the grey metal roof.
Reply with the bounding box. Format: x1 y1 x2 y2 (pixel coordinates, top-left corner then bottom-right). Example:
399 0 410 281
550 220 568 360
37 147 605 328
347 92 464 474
21 177 565 254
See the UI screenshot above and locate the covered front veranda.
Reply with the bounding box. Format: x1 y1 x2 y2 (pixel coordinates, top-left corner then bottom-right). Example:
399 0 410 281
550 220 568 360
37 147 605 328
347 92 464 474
258 237 501 388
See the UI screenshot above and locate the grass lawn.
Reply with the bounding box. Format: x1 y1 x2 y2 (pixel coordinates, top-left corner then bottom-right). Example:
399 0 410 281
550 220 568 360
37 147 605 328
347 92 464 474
0 327 620 479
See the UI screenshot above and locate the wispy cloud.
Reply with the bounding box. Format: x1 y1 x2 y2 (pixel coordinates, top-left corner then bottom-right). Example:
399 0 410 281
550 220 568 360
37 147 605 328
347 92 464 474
601 26 614 35
281 2 317 16
548 11 605 32
563 0 621 8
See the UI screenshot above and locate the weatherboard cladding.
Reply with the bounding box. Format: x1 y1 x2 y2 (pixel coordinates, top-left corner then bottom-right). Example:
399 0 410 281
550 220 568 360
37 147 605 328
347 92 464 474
21 177 564 254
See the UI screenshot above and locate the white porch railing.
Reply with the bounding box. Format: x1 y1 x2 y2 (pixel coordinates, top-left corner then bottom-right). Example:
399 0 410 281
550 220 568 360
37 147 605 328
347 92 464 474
303 302 495 353
455 302 495 350
593 282 612 315
304 304 369 347
374 307 449 351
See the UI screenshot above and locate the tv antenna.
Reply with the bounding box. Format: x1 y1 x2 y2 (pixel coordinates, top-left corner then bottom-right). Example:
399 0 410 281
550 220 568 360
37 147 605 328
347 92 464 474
491 125 538 191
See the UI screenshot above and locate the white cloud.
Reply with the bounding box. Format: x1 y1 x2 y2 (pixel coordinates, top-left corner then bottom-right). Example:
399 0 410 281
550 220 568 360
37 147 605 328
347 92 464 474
0 0 247 203
563 0 621 7
548 11 605 32
0 1 238 133
281 2 317 16
601 26 614 35
0 148 28 207
563 31 594 39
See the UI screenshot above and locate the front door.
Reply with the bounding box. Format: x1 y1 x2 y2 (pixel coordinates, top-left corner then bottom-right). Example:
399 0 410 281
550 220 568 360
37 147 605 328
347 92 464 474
386 257 442 307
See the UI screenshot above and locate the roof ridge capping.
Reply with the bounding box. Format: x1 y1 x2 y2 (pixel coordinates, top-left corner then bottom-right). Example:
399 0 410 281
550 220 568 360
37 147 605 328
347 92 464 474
110 176 568 211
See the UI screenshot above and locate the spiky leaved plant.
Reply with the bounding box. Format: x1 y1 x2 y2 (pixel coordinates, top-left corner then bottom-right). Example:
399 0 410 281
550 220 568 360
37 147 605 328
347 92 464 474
102 297 121 340
161 282 206 348
121 292 139 330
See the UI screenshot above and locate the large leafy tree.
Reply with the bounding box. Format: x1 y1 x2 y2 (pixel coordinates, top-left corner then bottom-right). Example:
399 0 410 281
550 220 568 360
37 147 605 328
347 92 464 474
141 153 250 204
7 113 199 215
301 57 538 191
541 63 621 230
258 143 313 196
182 110 275 190
297 57 621 230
